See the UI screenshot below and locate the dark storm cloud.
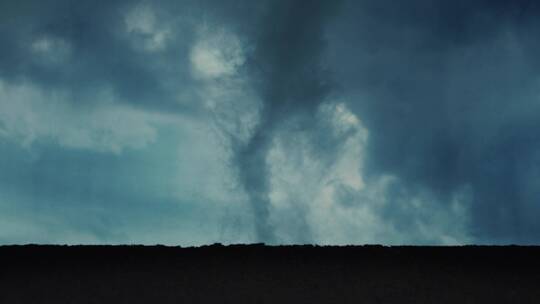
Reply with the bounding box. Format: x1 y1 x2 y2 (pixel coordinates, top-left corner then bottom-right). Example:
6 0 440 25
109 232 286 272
0 0 274 245
231 0 342 243
326 0 540 244
2 0 540 245
0 0 205 114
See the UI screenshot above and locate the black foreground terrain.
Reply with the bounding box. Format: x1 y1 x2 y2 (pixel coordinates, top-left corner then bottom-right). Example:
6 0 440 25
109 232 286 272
1 244 539 303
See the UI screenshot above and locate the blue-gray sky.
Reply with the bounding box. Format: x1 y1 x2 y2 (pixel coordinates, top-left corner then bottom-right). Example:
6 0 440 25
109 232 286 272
1 0 539 245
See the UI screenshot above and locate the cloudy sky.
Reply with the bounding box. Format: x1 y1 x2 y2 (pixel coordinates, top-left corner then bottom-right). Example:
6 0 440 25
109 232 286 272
1 0 539 245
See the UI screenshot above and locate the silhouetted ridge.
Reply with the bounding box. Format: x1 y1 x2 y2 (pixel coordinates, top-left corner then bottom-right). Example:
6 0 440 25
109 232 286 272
1 245 539 303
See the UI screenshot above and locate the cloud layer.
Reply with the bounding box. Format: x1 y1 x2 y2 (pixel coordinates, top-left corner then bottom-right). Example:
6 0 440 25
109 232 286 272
1 0 539 245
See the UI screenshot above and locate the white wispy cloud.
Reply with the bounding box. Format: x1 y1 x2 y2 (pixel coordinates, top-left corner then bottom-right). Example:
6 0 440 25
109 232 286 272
0 80 172 153
124 3 171 52
266 102 472 245
190 26 246 80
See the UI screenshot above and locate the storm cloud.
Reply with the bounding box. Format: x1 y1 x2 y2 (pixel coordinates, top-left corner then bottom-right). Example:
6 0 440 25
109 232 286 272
1 0 539 245
327 0 540 244
230 0 342 243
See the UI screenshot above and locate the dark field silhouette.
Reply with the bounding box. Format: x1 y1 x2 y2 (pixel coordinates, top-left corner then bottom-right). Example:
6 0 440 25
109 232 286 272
1 244 539 303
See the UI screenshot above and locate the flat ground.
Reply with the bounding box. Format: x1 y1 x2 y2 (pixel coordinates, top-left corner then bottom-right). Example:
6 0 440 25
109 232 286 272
1 244 539 303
